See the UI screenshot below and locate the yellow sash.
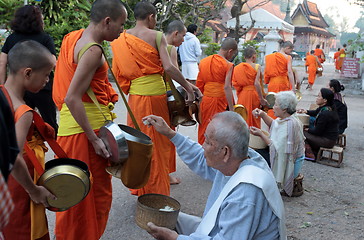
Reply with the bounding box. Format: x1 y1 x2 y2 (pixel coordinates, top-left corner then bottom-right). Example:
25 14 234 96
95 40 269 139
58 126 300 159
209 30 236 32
27 132 48 240
129 74 166 96
58 102 115 136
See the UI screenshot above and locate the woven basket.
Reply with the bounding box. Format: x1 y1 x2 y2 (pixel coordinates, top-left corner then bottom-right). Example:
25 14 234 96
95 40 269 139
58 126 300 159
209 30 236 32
296 113 310 126
135 194 181 231
249 130 269 149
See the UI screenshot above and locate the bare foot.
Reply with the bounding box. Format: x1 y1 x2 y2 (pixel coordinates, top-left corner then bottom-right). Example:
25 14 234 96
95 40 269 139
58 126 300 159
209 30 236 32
169 175 181 185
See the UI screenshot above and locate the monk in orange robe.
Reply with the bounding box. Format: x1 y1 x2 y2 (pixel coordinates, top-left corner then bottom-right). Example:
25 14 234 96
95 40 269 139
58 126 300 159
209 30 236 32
264 40 295 118
111 2 196 196
314 44 325 64
305 50 320 90
197 38 237 144
232 46 267 128
2 41 56 240
52 1 127 239
165 20 187 185
338 44 347 71
334 48 341 71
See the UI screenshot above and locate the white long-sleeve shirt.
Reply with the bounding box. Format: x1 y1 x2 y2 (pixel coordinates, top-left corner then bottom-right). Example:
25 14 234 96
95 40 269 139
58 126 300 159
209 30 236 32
178 32 202 63
171 133 281 240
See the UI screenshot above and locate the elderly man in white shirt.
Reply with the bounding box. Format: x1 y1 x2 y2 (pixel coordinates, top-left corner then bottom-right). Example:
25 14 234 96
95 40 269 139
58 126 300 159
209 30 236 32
143 111 287 240
178 24 202 85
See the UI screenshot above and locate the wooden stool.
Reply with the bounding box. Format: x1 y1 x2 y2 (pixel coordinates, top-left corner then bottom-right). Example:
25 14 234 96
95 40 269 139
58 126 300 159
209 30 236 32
317 146 344 168
336 134 346 149
292 173 304 197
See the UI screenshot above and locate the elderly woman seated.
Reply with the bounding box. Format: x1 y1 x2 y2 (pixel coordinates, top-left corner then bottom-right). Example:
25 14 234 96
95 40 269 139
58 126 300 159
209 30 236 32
250 91 305 196
297 88 339 160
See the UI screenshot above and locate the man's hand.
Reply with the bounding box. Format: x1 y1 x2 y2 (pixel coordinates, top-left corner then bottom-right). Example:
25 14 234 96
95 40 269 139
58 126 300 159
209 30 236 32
190 84 203 101
250 126 263 136
27 185 56 207
147 222 178 240
91 137 110 159
142 115 176 139
259 98 269 107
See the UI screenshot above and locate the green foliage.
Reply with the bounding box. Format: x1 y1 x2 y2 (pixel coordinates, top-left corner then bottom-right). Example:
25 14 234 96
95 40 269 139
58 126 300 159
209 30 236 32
39 0 91 54
198 28 213 44
204 43 220 56
0 0 23 28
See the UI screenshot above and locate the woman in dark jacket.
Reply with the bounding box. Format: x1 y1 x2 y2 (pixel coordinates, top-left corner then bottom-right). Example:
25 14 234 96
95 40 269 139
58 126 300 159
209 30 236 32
329 79 348 134
298 88 339 158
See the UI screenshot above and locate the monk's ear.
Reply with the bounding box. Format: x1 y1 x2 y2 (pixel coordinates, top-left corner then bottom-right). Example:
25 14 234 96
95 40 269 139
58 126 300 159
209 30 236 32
104 17 111 27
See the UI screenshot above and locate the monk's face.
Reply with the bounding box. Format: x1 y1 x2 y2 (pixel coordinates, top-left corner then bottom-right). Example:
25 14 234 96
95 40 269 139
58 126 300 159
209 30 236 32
173 28 186 47
283 47 293 55
25 57 55 93
106 8 127 41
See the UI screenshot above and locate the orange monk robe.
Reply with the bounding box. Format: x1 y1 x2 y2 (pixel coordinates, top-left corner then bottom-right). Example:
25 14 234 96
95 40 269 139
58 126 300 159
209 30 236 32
334 51 340 70
305 55 318 85
314 48 325 63
3 105 50 240
111 31 174 196
338 48 346 71
196 54 233 144
52 29 117 240
264 52 292 118
232 63 261 128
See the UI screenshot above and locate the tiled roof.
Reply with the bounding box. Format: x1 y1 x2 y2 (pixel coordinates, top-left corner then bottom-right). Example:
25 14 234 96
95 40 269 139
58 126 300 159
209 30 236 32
292 0 329 28
206 20 227 33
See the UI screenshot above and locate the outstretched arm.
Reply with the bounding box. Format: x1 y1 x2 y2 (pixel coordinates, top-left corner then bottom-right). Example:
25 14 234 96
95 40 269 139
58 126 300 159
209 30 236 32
224 64 234 111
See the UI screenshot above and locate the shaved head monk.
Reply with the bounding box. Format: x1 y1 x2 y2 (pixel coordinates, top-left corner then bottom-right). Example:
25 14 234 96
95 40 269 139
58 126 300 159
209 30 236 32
314 44 325 64
52 0 127 239
305 50 321 90
197 37 237 144
264 40 295 118
232 46 267 128
111 2 198 196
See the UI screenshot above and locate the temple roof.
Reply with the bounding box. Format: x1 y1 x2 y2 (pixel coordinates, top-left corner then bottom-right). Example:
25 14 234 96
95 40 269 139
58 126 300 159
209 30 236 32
294 26 335 37
291 0 329 28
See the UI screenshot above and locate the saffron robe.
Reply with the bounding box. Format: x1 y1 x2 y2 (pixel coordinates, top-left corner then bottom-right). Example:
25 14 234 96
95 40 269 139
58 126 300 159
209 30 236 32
305 55 318 85
232 63 261 128
313 48 325 63
52 29 117 240
3 105 49 240
196 54 232 144
111 31 174 196
264 52 292 118
334 51 340 70
338 48 346 70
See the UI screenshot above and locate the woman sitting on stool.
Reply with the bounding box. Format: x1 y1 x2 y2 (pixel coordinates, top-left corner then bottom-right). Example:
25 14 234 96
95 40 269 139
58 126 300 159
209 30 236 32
297 88 339 160
250 91 305 196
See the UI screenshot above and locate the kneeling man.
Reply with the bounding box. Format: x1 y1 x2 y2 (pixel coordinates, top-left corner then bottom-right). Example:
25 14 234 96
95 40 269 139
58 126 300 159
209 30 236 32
144 111 286 240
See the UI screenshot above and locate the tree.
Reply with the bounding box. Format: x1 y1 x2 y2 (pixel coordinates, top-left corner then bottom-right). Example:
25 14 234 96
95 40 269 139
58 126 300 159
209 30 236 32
230 0 271 43
354 10 364 32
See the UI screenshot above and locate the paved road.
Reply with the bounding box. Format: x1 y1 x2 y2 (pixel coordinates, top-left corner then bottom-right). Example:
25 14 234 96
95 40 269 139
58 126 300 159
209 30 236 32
46 62 364 239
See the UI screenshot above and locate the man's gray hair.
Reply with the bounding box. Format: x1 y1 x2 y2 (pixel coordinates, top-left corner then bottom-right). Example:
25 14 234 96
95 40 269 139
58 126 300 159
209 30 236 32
275 91 297 115
211 111 249 159
166 20 185 35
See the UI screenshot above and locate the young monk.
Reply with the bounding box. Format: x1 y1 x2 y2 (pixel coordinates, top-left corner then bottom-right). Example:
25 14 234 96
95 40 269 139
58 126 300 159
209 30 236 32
232 46 267 128
305 50 321 90
111 1 197 196
197 38 237 144
338 44 347 72
164 20 187 185
2 40 56 240
334 48 341 72
52 0 127 239
264 40 295 119
313 44 325 64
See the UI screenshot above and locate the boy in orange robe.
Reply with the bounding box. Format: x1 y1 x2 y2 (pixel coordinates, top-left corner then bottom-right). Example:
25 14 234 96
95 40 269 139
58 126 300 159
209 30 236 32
111 2 196 196
305 50 320 90
2 41 56 240
197 38 237 144
313 44 325 64
232 46 267 128
334 48 341 72
52 1 127 239
338 44 347 72
264 40 295 118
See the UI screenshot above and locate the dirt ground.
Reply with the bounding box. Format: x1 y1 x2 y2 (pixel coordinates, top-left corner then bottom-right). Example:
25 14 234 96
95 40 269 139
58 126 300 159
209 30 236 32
283 65 364 240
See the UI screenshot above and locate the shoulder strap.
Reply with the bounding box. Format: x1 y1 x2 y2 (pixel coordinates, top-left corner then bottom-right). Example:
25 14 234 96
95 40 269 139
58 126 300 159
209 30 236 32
77 42 141 130
156 31 163 52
